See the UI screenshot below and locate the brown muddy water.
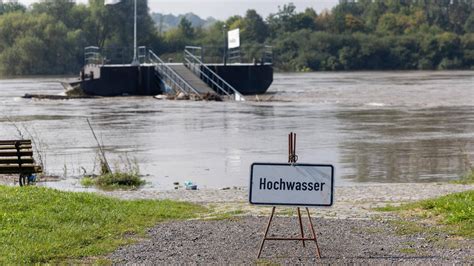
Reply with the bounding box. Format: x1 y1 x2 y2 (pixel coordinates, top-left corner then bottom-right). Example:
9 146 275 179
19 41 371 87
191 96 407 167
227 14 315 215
0 71 473 190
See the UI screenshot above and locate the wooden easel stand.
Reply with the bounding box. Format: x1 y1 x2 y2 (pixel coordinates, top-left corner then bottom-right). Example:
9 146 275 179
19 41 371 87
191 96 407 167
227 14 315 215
256 132 322 259
257 206 321 258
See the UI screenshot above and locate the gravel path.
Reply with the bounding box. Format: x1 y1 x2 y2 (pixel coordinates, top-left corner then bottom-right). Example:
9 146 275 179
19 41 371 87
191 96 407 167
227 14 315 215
107 183 474 264
109 216 474 264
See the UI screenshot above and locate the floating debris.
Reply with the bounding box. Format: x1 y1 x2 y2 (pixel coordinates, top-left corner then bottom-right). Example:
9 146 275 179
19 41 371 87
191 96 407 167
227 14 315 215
184 180 198 190
23 93 96 100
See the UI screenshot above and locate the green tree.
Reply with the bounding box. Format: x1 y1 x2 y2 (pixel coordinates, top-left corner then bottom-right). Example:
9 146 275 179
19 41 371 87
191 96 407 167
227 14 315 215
465 14 474 33
178 17 194 39
0 2 26 15
241 9 268 43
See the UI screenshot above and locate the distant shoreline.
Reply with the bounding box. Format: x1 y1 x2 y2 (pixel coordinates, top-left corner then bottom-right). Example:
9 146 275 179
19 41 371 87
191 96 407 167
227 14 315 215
1 69 473 80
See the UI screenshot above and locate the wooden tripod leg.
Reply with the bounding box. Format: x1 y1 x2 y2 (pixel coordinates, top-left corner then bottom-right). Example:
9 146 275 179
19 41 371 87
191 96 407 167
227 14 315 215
297 207 305 247
306 207 321 258
257 206 276 258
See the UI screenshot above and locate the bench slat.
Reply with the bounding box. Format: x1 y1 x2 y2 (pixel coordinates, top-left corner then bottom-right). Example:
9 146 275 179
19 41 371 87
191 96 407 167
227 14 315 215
0 151 34 157
0 140 32 145
0 158 35 164
0 145 33 150
0 165 42 174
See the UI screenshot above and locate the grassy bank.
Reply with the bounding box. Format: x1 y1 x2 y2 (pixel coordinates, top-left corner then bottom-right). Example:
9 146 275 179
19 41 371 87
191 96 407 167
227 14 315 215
377 190 474 238
0 185 207 263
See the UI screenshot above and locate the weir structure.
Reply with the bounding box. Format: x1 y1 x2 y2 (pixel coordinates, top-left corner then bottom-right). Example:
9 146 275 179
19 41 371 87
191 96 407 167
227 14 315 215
74 45 273 100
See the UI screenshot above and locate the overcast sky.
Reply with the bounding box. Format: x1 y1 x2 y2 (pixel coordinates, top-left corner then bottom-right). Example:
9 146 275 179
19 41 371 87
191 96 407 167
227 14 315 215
15 0 339 20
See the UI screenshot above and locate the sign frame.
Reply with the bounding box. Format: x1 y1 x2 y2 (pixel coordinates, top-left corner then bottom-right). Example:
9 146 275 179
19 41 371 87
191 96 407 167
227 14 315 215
249 162 334 207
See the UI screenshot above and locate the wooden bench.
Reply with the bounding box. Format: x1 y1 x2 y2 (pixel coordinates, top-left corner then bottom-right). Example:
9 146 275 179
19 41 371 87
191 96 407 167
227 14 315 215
0 140 43 186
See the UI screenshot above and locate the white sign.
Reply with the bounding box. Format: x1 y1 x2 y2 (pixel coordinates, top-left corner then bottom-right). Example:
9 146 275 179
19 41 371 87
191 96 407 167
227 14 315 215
228 28 240 49
104 0 121 5
249 163 334 207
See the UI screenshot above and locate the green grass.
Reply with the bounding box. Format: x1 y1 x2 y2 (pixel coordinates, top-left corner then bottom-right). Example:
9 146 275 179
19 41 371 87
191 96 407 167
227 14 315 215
376 190 474 238
399 247 417 254
207 210 245 221
81 172 145 190
0 185 207 263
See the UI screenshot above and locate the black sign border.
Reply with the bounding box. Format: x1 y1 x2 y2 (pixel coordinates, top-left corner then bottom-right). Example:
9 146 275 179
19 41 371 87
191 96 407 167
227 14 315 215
249 162 334 207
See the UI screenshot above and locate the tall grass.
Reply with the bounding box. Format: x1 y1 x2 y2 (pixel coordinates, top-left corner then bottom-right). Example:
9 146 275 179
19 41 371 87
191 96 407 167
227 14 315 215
81 154 145 189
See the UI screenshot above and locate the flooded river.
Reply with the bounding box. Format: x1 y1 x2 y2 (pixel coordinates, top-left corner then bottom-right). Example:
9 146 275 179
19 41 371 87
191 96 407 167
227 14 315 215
0 71 473 190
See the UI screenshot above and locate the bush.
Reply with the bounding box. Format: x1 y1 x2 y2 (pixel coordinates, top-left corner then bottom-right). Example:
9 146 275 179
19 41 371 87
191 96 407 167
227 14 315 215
95 171 145 189
81 155 145 190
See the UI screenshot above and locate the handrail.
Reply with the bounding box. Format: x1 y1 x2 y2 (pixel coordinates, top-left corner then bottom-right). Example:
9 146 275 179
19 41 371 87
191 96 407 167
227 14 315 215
148 50 201 97
263 45 273 65
184 48 245 101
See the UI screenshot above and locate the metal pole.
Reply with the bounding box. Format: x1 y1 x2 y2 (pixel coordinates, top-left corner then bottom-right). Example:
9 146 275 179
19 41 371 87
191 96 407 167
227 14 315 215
223 24 227 66
131 0 139 66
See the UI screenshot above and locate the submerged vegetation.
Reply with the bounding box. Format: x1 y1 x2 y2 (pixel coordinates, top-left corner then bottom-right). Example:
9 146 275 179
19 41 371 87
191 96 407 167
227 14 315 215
0 0 472 75
81 171 145 189
377 190 474 238
452 169 474 185
81 155 145 190
0 185 207 263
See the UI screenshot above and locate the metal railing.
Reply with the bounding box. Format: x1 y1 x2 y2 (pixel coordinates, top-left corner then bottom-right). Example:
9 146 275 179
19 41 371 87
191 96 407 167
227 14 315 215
148 50 201 97
184 46 245 101
138 46 147 63
263 45 273 65
84 46 101 65
84 46 149 65
185 45 273 65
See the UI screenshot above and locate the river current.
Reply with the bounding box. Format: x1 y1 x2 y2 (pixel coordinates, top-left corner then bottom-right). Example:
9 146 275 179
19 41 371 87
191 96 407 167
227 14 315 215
0 71 473 190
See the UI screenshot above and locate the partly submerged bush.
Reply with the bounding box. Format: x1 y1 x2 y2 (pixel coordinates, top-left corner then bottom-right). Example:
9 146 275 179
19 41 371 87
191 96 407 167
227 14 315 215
81 155 145 190
81 171 145 190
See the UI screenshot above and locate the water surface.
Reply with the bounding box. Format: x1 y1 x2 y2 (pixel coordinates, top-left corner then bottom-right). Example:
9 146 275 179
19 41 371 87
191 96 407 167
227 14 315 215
0 71 472 190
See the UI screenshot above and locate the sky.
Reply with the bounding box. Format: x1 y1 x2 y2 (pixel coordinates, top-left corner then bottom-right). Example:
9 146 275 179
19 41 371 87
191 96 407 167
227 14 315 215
14 0 339 20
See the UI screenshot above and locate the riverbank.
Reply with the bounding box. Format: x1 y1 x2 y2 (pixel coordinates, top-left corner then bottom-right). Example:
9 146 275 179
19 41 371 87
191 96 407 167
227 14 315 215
105 182 474 264
97 183 474 219
3 174 473 218
1 181 473 263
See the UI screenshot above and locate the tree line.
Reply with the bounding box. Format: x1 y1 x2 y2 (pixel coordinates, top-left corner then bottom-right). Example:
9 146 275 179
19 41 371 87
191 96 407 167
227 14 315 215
0 0 472 76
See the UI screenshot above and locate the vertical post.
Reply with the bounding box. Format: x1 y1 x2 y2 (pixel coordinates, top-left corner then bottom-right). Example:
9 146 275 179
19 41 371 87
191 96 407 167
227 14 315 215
131 0 139 66
223 24 227 66
15 141 24 186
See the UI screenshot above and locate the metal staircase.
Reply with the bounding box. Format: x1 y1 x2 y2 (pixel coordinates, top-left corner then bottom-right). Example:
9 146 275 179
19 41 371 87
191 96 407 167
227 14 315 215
148 50 202 98
184 46 245 101
167 64 215 95
148 48 245 101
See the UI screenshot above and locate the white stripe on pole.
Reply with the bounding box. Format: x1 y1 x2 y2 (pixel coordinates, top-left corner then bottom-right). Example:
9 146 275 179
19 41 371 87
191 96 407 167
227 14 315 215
104 0 121 5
